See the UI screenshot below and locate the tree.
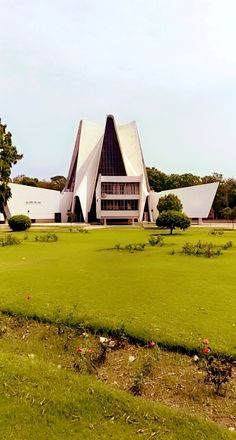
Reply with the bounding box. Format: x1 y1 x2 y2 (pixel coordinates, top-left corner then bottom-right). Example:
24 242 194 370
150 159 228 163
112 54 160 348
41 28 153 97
146 167 167 192
49 175 66 191
157 193 183 213
156 210 191 235
221 207 232 220
13 175 39 187
12 174 66 191
0 119 22 214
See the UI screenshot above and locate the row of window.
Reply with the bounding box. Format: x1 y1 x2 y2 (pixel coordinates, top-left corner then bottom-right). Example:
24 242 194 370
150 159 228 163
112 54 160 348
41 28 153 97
101 199 138 211
101 182 139 195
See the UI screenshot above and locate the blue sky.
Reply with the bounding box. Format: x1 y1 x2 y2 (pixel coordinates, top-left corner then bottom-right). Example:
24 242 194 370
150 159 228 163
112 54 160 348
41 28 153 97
1 0 236 179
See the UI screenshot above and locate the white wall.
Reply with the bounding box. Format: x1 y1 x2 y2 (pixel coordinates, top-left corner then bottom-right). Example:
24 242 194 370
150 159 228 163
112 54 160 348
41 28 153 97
59 191 73 222
7 183 61 221
150 182 219 221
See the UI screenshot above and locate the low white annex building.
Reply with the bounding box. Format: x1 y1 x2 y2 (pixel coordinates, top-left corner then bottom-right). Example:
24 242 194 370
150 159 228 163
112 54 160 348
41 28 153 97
2 115 219 224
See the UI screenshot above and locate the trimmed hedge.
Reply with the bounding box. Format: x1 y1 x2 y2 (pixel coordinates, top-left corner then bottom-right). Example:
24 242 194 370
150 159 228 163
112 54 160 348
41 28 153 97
8 215 31 231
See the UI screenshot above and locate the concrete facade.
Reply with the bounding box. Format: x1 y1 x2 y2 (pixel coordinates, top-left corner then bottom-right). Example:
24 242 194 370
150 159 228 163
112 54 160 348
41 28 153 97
3 115 219 224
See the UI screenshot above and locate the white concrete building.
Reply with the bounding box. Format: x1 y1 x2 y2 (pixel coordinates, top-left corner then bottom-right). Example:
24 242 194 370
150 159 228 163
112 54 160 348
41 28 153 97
5 183 61 223
61 115 150 224
150 182 219 223
2 115 219 224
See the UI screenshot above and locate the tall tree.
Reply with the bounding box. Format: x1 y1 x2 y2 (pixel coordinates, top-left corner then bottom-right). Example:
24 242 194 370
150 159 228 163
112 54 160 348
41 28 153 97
0 119 23 214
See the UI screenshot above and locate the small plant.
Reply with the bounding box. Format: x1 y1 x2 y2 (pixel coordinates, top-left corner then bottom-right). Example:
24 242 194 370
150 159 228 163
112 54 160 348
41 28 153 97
130 350 158 396
222 240 233 249
209 229 224 236
74 347 97 374
77 227 88 233
8 215 31 231
69 227 88 233
200 339 233 395
203 357 233 395
182 240 233 258
148 235 164 247
182 241 222 258
0 234 21 247
35 233 58 242
114 243 146 252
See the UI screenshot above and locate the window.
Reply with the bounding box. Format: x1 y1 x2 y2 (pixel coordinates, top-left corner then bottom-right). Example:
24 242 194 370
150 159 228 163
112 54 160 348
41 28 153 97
101 200 138 211
101 182 140 196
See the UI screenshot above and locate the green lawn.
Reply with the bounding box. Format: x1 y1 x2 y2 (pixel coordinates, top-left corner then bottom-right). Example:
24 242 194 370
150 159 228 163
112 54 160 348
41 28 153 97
0 227 236 356
1 348 234 440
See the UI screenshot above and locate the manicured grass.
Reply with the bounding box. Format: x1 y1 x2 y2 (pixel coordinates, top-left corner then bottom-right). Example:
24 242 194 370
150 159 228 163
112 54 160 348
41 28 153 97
1 344 234 440
0 227 236 356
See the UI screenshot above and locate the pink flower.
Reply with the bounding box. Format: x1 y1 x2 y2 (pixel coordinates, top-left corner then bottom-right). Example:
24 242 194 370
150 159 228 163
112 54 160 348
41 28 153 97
202 338 209 345
148 341 156 348
88 348 94 353
203 347 211 354
76 347 83 353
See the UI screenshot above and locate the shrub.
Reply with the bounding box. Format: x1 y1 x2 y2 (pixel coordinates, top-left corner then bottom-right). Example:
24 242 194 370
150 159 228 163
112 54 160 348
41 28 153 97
182 240 233 258
130 349 159 396
69 227 88 233
148 235 164 247
0 234 21 247
8 215 31 231
34 233 58 242
203 356 233 395
199 340 233 395
114 243 146 252
222 240 233 249
209 229 224 236
182 241 222 258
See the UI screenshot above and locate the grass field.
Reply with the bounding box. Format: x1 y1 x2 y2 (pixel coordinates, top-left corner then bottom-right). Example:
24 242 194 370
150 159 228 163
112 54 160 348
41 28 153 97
2 348 234 440
1 226 236 439
0 227 235 356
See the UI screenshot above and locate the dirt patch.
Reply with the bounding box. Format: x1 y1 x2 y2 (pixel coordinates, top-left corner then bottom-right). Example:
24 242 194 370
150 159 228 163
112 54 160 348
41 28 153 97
1 314 236 431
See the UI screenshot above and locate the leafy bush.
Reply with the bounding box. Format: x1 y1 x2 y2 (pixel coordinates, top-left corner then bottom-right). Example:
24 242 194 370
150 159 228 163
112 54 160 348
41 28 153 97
35 233 58 242
69 227 88 233
130 349 159 396
148 235 164 247
182 240 233 258
8 215 31 231
0 234 21 247
222 240 233 249
115 243 146 252
203 356 233 395
209 229 224 236
182 241 221 258
199 340 233 395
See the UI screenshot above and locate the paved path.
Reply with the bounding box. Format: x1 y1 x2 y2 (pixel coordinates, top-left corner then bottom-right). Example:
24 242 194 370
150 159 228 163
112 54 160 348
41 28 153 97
0 222 235 231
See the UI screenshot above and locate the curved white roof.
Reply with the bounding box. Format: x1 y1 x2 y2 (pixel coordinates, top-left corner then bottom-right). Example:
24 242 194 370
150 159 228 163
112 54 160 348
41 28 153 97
150 182 219 220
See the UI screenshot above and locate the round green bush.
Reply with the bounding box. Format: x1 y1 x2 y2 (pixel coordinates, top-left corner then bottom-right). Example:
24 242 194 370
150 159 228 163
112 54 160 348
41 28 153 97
8 215 31 231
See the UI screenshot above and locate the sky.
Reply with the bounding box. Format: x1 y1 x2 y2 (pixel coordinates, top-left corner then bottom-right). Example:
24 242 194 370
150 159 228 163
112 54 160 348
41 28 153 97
1 0 236 180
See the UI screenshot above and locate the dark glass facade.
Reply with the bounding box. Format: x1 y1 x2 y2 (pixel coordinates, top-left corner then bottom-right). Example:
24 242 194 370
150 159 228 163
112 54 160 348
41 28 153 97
98 116 126 176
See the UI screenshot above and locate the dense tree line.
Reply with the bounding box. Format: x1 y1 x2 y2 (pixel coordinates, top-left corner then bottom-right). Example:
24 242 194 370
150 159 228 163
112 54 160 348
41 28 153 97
146 167 236 219
12 175 66 192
